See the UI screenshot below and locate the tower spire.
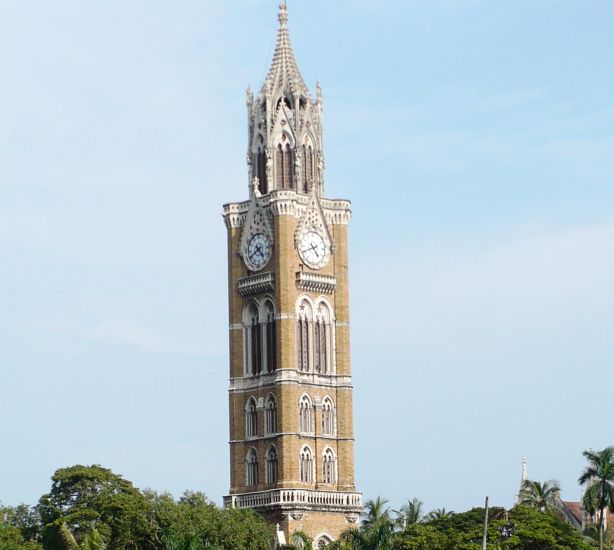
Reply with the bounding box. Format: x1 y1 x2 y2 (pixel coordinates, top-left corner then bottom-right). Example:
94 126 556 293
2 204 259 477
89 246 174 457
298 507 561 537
261 1 310 99
515 456 528 505
278 0 288 28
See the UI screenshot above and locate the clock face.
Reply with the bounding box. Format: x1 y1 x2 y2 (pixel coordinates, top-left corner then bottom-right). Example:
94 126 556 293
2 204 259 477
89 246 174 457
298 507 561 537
247 233 271 270
299 231 328 269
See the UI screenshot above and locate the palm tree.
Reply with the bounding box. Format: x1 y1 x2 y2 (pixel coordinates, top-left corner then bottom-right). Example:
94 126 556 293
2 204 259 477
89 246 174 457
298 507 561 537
518 479 561 512
578 446 614 550
361 497 390 530
425 508 454 521
394 498 423 529
331 498 394 550
80 529 106 550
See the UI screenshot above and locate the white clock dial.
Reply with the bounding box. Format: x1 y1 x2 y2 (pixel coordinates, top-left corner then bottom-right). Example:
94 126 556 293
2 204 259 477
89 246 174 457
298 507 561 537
299 231 328 269
247 233 271 270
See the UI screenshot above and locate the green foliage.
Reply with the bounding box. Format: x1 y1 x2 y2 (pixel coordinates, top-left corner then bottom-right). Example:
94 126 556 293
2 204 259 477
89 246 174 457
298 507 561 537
518 479 561 513
394 498 424 529
578 447 614 550
391 505 596 550
29 465 273 550
38 465 156 550
0 502 42 550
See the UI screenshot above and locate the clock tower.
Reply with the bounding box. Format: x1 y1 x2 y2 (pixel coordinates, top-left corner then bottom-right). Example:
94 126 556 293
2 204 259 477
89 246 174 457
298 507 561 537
222 3 362 545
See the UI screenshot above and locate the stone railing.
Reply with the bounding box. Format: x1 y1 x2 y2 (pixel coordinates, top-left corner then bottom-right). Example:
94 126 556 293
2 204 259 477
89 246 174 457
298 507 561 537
224 489 362 512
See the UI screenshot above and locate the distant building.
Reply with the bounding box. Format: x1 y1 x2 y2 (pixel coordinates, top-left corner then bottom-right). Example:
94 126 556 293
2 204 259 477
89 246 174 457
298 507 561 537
222 2 362 546
517 457 614 539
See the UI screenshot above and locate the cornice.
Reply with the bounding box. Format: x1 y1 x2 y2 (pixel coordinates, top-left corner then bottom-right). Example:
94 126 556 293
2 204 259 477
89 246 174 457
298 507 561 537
222 191 351 228
229 369 353 392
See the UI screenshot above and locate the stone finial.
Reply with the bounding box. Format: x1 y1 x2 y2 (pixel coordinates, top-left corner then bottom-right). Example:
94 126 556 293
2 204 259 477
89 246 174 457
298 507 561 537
521 455 528 482
278 1 288 27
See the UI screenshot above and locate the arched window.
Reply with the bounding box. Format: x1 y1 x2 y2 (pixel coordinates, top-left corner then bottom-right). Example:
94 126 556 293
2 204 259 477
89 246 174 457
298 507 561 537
263 301 277 373
256 148 267 194
314 301 333 374
321 397 335 436
299 395 313 434
322 448 336 484
315 536 333 549
302 142 314 193
265 445 278 484
243 303 261 375
245 397 257 438
245 448 258 487
251 308 262 375
265 394 277 435
276 141 295 190
296 299 312 372
300 445 314 483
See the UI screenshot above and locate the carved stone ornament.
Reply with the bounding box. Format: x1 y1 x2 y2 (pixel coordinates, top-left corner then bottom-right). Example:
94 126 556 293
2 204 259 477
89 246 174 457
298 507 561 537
290 513 305 520
295 190 332 269
346 514 359 524
240 188 274 271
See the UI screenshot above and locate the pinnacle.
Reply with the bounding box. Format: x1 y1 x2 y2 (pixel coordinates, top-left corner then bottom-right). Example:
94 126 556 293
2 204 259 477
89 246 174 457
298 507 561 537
261 1 310 100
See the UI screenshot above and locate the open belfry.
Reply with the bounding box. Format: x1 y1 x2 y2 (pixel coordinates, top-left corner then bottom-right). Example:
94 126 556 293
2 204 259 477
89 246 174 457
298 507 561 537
222 2 362 546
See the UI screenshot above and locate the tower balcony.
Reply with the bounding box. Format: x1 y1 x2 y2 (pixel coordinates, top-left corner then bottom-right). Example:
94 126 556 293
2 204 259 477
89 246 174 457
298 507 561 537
224 488 362 514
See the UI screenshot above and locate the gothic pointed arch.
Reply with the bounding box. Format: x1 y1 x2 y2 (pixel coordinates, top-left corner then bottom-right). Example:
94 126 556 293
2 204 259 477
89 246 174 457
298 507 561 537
242 302 261 375
299 393 313 434
322 446 337 485
321 395 336 436
245 397 258 438
262 298 277 373
265 393 277 435
313 297 334 374
265 444 278 484
274 129 296 191
299 444 314 484
245 447 259 487
314 533 334 549
300 133 316 194
296 296 314 372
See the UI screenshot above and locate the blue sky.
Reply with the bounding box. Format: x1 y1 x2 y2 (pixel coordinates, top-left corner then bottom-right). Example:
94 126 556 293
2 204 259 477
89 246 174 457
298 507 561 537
1 0 613 514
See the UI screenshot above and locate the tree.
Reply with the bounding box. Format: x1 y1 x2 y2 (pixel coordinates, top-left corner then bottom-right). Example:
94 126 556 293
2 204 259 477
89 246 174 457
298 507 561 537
425 508 454 521
578 446 614 550
518 479 561 513
37 464 157 550
79 530 106 550
394 499 424 529
1 503 42 549
361 497 391 531
392 505 596 550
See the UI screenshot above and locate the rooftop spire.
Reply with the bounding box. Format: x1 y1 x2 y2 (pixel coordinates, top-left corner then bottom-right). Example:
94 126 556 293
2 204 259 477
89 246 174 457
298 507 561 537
278 0 288 28
261 1 310 99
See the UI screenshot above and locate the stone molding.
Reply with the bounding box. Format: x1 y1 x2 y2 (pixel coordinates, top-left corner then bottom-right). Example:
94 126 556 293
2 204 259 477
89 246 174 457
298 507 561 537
223 191 351 229
229 369 353 392
229 435 355 444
